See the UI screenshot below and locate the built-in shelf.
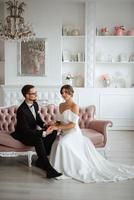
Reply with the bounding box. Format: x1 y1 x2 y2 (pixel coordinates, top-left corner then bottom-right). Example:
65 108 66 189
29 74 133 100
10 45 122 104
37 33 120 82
96 35 134 38
62 61 85 64
96 61 134 64
61 2 85 88
62 35 85 39
95 26 134 88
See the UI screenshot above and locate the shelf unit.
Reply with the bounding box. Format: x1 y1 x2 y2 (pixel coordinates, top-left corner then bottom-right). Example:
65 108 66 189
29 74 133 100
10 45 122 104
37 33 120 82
96 62 134 64
62 35 85 39
95 35 134 88
61 2 85 88
61 35 85 87
62 61 85 64
94 1 134 88
96 36 134 38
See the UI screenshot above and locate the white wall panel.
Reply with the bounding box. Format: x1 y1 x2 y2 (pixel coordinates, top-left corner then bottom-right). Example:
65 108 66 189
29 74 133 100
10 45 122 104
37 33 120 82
100 94 134 119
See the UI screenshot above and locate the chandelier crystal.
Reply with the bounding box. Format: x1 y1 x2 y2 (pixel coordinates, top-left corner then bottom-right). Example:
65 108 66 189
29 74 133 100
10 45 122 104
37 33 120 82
0 0 35 41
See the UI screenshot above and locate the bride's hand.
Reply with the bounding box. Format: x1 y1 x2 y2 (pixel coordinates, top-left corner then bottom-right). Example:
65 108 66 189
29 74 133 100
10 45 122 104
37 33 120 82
49 125 59 131
47 121 55 126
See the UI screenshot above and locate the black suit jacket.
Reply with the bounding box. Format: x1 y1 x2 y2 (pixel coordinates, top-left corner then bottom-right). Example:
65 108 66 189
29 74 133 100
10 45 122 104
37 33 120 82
12 101 45 140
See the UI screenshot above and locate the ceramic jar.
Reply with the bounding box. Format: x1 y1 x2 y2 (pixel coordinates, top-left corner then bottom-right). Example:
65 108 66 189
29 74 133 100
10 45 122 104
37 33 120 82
127 30 134 36
71 28 80 36
103 79 110 87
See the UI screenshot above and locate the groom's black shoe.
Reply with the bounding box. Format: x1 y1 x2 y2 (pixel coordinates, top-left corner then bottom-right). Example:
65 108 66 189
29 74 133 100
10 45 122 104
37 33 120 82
35 159 62 178
47 168 62 179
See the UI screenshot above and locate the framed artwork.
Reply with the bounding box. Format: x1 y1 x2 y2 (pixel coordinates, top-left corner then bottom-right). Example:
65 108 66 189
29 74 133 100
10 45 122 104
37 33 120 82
17 38 47 76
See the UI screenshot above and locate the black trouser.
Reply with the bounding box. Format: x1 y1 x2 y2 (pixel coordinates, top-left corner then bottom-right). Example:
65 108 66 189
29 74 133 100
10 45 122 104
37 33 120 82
11 131 57 170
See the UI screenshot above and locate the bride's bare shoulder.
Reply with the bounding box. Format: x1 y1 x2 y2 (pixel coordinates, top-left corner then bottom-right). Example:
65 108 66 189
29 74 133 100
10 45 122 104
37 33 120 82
71 103 79 115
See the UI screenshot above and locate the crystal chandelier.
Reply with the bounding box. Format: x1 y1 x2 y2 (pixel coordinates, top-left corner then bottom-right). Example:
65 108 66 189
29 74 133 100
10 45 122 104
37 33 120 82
0 0 35 41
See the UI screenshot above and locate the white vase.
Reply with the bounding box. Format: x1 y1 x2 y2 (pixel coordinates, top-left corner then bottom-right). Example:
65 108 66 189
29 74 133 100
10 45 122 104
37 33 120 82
103 79 110 87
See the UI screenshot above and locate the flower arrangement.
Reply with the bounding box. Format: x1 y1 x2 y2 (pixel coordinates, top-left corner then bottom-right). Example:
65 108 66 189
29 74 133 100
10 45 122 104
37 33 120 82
21 39 45 75
28 39 45 52
100 27 109 35
100 73 109 80
100 74 110 87
66 73 74 80
114 25 125 35
65 73 74 86
27 39 45 66
114 25 125 31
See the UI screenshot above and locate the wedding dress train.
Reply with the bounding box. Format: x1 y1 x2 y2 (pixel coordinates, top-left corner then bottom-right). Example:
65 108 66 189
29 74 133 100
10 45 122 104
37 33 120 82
50 109 134 183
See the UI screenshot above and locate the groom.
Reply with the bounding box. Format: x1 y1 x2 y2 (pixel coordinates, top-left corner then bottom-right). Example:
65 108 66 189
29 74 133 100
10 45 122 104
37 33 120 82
11 84 62 179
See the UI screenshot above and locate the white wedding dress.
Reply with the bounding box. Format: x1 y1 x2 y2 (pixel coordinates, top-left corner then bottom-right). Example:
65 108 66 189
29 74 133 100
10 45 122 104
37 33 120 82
50 109 134 183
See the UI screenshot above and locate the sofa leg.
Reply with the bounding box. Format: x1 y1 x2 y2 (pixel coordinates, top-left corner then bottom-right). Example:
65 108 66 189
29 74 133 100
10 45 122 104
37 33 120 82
27 151 33 167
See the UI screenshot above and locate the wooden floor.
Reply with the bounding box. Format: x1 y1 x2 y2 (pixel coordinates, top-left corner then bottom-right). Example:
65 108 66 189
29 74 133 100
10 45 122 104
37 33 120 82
0 131 134 200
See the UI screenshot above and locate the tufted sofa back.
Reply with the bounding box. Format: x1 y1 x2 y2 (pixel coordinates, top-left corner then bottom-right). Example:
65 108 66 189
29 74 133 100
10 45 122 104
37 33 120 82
40 105 96 129
0 106 17 133
0 104 96 134
40 104 59 123
79 105 95 128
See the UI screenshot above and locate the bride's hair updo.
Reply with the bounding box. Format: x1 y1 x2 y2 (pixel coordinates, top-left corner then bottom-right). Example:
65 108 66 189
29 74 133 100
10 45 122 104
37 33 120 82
60 84 74 97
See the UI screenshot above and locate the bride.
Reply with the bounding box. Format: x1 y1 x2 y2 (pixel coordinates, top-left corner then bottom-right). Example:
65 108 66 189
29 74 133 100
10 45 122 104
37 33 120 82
49 84 134 183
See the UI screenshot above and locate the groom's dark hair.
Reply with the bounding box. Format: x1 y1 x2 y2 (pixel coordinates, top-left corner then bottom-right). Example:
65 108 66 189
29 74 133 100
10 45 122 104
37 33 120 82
21 84 35 97
60 84 74 97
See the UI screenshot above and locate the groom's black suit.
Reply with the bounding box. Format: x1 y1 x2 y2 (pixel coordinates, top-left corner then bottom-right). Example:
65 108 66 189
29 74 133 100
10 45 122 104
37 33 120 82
11 101 57 171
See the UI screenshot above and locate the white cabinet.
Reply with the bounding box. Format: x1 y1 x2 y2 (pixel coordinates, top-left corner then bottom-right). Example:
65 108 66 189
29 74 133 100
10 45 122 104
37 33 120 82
95 36 134 88
61 2 85 87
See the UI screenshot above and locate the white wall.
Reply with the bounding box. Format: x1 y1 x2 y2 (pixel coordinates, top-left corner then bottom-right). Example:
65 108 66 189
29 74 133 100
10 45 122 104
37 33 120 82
96 2 134 31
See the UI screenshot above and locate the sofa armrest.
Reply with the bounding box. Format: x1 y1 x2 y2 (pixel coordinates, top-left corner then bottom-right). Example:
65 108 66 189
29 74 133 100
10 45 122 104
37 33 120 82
88 120 113 145
88 120 113 133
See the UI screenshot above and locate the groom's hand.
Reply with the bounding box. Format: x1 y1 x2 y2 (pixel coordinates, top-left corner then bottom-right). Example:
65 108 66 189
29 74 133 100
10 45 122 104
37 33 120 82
47 121 55 126
46 126 54 135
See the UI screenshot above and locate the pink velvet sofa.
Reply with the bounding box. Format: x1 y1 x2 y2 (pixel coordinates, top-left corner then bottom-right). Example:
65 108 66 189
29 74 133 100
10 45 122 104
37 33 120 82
0 104 112 167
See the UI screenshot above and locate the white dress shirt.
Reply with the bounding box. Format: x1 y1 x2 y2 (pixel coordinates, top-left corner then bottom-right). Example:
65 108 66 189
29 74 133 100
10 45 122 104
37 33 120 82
26 102 47 137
